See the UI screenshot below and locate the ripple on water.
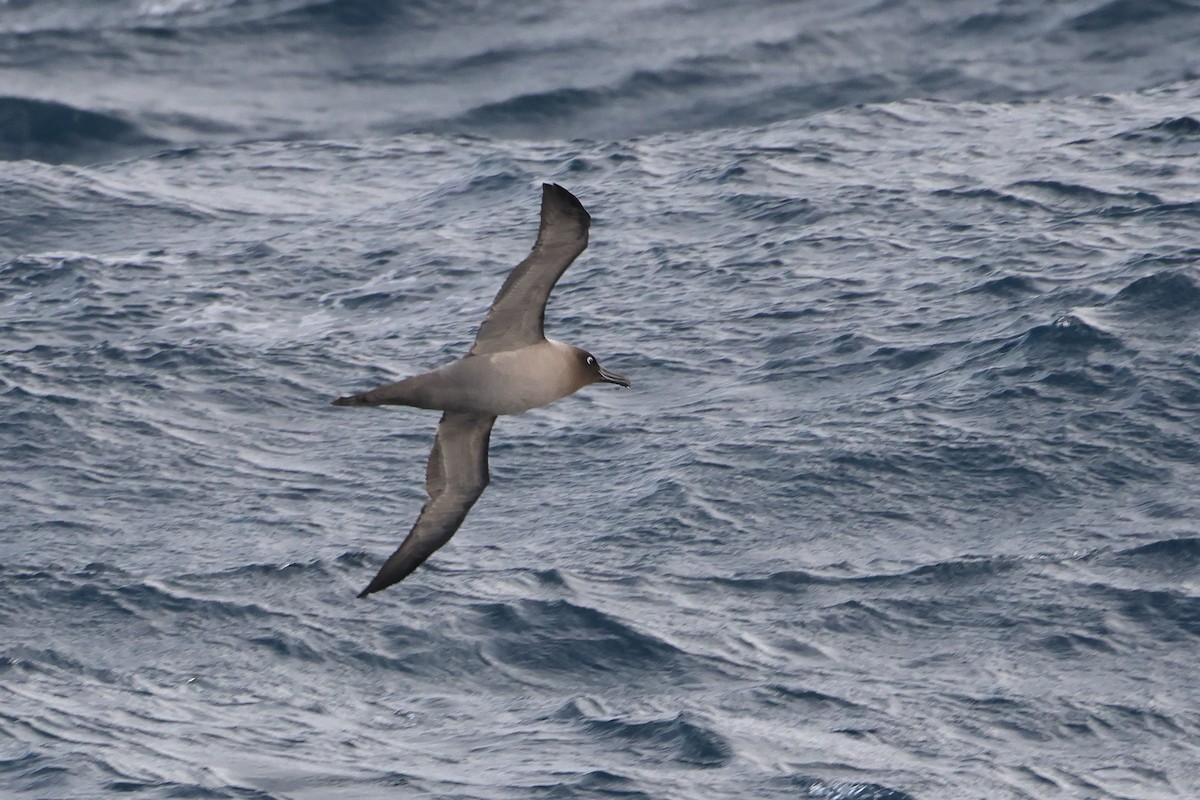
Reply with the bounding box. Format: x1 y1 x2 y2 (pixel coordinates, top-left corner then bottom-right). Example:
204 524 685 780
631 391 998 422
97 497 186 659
469 598 696 681
554 697 732 768
1109 269 1200 315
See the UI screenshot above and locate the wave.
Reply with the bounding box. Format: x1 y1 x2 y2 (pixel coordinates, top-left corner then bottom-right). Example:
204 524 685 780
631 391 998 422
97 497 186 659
2 562 293 625
436 68 904 138
0 0 328 35
1093 584 1200 638
711 554 1030 596
1113 535 1200 563
3 4 1200 155
282 0 469 30
555 698 732 768
787 777 917 800
0 96 165 165
1109 270 1200 315
754 684 865 712
1067 0 1200 33
963 274 1042 296
931 186 1052 212
1015 313 1124 355
472 598 696 679
1005 180 1163 212
1117 115 1200 143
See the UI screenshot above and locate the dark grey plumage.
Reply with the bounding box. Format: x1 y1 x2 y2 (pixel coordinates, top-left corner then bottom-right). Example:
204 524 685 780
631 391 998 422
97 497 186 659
333 184 628 597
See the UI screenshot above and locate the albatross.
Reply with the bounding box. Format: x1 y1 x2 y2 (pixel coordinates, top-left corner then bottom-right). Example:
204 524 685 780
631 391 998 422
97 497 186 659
332 184 629 597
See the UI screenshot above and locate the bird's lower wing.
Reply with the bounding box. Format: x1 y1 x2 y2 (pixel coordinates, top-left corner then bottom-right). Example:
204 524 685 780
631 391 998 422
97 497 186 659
357 412 496 597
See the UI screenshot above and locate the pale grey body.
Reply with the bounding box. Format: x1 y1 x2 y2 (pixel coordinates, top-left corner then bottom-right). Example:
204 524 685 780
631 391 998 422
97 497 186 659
346 339 596 416
333 184 628 597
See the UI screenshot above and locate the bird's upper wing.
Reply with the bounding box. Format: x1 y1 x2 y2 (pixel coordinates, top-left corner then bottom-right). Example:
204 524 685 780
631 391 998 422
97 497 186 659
469 183 590 356
357 412 496 597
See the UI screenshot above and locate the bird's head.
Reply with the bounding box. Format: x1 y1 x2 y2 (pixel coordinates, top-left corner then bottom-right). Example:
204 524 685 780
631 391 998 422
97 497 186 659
575 348 630 388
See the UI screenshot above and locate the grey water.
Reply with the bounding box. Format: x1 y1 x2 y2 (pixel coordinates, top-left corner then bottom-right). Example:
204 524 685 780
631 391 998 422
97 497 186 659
4 1 1200 798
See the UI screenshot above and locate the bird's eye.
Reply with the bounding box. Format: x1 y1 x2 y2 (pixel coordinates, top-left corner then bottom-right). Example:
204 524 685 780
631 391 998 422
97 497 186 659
585 356 596 366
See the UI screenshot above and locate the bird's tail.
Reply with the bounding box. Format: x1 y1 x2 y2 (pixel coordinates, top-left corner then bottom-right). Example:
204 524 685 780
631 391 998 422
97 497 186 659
331 375 436 408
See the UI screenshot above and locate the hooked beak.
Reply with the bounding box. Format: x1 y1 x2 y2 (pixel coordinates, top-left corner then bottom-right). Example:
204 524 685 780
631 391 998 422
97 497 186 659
598 365 631 388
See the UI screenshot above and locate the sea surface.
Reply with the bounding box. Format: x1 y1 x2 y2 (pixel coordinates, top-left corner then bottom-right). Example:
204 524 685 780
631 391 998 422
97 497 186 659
4 1 1200 798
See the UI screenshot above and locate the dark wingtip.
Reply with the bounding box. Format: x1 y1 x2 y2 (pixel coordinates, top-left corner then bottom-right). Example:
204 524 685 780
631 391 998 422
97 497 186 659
541 183 590 223
332 395 364 406
357 575 390 598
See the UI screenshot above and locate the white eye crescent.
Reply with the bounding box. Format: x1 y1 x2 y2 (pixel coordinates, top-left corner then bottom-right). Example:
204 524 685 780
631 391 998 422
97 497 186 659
585 356 596 366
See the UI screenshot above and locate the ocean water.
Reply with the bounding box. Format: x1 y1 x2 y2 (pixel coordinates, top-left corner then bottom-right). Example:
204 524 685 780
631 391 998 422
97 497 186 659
4 1 1200 798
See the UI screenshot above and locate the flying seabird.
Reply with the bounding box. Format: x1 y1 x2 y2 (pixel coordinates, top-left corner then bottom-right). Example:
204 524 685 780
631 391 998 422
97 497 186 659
333 184 629 597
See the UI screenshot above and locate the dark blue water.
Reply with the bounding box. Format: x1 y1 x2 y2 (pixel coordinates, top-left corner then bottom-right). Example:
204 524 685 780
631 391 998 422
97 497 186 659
4 2 1200 798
